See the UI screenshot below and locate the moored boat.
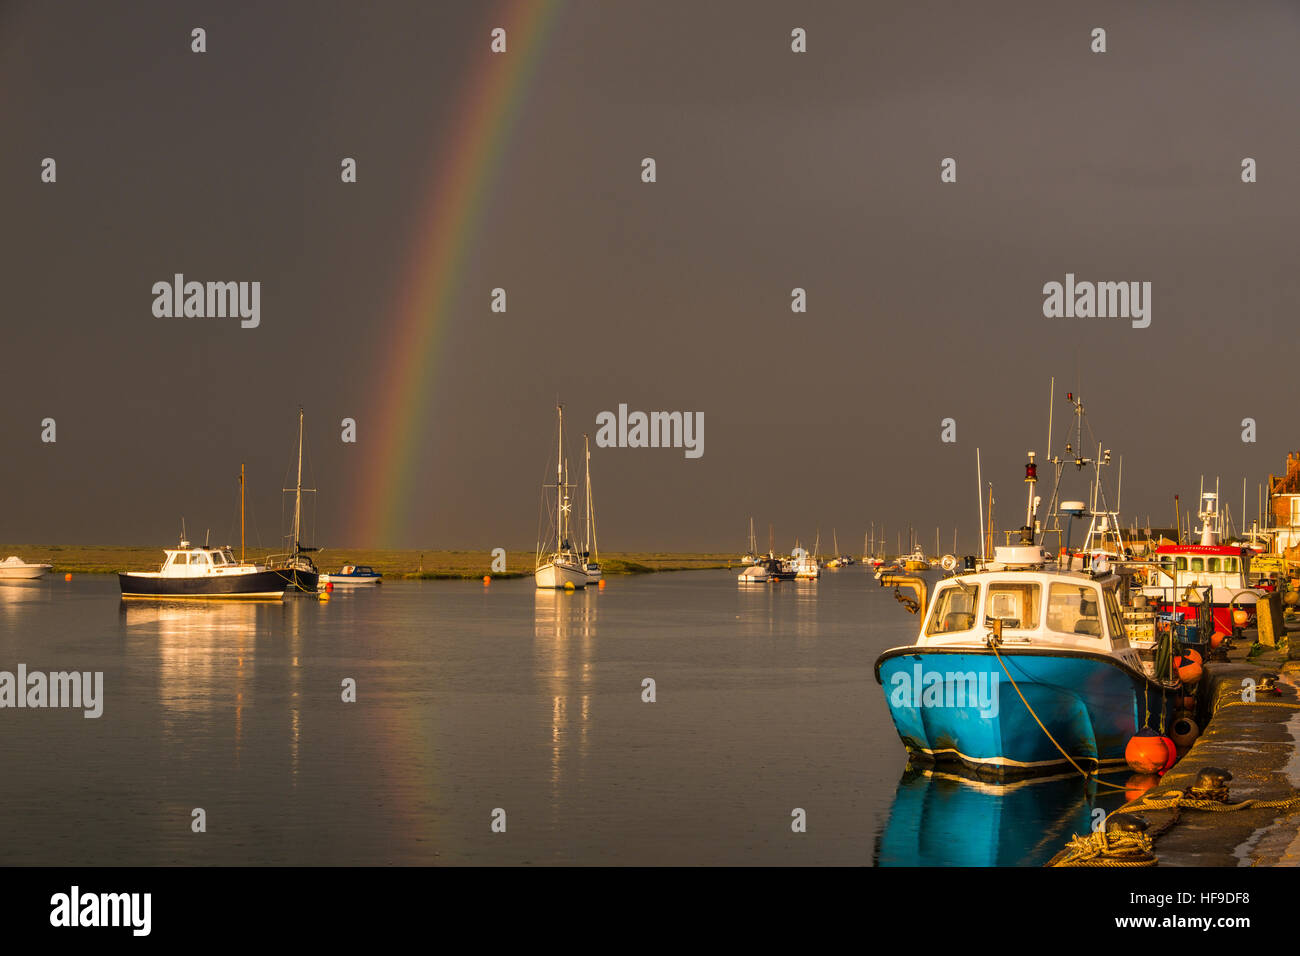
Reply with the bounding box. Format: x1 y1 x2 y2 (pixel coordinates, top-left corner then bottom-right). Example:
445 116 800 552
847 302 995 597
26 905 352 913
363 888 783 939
1139 487 1263 633
536 404 587 589
874 452 1179 778
120 538 287 600
264 407 321 593
0 555 53 580
326 565 382 587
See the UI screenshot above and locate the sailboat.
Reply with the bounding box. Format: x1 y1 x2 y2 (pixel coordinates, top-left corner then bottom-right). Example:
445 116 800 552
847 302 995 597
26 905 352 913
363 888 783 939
582 435 602 586
741 517 758 565
266 407 320 593
535 404 588 589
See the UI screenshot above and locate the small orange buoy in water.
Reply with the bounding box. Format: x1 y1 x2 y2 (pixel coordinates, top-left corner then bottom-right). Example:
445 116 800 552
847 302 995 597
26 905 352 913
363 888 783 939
598 579 606 589
318 590 330 602
64 572 72 581
1171 716 1200 751
326 581 334 592
483 575 491 586
1124 729 1170 774
1125 773 1160 801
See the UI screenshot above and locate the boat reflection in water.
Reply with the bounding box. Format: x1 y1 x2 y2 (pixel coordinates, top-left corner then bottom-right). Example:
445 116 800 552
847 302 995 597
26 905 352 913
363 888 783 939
875 764 1130 866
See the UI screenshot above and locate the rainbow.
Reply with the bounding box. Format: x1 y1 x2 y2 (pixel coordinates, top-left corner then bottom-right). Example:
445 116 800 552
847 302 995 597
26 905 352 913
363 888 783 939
354 0 564 546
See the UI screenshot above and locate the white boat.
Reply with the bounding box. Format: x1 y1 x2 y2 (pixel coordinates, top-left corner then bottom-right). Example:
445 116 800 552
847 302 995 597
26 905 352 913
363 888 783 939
741 517 758 565
536 404 587 589
0 555 52 580
792 546 820 580
119 536 287 599
737 562 771 584
325 565 382 587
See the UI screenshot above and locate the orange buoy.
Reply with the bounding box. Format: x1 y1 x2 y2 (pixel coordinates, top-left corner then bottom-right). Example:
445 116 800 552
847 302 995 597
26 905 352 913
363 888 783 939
1170 716 1200 751
1125 729 1170 774
1125 773 1160 802
1182 648 1203 667
1209 631 1227 649
1176 655 1203 685
598 579 606 589
64 572 72 582
483 575 491 586
326 581 334 592
1233 608 1250 627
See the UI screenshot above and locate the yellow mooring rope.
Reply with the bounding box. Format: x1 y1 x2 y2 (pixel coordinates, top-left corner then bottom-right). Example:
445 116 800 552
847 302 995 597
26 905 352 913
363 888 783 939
988 641 1130 791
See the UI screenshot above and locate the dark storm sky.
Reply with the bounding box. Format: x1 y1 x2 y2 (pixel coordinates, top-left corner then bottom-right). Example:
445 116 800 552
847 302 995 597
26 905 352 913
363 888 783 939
3 1 1299 552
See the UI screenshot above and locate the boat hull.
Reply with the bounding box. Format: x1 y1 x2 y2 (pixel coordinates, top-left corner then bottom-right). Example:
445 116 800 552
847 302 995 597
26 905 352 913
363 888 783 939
0 566 52 580
327 575 381 587
119 569 288 600
875 646 1176 777
535 562 587 589
270 567 319 594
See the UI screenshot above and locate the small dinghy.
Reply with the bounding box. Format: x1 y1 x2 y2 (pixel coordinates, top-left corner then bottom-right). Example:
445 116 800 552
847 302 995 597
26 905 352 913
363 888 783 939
0 555 53 580
326 565 382 587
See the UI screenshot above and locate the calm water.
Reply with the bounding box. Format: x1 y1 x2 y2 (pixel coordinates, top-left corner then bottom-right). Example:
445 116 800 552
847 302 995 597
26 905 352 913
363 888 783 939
0 569 1122 865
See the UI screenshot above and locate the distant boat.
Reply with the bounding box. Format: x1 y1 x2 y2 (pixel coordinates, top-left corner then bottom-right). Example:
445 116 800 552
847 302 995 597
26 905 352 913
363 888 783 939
325 565 382 587
0 556 52 580
536 404 588 589
737 562 770 584
741 517 758 565
903 545 929 572
265 407 321 594
120 536 286 600
581 435 602 586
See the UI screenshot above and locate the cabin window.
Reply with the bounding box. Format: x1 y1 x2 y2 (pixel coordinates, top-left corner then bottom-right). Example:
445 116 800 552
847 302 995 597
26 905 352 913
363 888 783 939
1207 558 1219 573
1190 558 1204 572
211 551 226 566
983 583 1040 630
926 585 978 635
1103 589 1126 645
171 553 189 566
1175 557 1188 571
1047 583 1103 637
190 551 208 566
1225 557 1238 573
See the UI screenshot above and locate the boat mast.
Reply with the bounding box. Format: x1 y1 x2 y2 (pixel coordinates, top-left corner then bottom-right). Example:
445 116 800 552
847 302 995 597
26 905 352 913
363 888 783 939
556 404 563 554
240 463 245 563
584 434 594 559
284 406 305 557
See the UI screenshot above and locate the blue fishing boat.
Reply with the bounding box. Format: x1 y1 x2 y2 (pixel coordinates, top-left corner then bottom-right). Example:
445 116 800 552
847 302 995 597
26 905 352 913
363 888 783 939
324 565 382 587
874 451 1180 778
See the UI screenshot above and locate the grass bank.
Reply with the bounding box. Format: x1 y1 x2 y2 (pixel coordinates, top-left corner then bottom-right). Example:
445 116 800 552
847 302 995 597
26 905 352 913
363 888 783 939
0 545 735 579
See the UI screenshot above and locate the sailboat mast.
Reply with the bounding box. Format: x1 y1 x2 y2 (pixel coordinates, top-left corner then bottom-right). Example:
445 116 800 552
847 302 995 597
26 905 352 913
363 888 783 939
556 405 563 553
240 463 245 563
584 434 592 555
292 407 304 554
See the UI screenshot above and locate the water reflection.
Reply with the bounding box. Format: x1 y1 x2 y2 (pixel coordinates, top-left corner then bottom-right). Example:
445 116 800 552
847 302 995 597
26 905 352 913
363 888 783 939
533 589 597 820
117 599 306 778
875 764 1130 866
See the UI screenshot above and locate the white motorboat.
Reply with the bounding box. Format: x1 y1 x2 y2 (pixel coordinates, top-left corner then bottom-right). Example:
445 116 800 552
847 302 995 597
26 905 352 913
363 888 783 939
0 555 53 580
